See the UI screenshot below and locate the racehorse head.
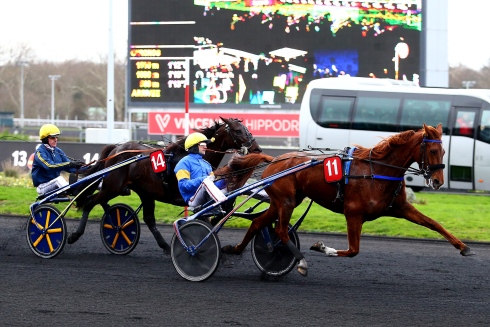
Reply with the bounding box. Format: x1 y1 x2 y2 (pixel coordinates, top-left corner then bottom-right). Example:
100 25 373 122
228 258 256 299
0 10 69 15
417 123 445 190
203 117 262 155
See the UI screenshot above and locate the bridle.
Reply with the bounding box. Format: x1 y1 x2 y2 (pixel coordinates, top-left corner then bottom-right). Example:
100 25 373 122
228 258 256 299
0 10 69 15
418 137 445 179
223 119 256 154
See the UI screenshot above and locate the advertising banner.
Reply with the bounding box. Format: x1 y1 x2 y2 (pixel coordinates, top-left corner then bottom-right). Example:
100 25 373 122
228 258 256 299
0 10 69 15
148 112 299 137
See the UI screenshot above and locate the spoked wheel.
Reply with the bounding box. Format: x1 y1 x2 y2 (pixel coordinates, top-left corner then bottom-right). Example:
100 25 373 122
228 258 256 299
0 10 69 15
100 203 140 255
251 223 300 277
26 205 66 259
171 220 221 282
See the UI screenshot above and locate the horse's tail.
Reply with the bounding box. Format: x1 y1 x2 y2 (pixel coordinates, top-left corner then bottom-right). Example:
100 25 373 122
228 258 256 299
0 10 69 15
74 144 117 210
216 153 275 191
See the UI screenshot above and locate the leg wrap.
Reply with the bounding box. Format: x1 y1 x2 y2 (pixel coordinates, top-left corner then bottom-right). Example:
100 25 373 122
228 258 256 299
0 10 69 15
286 239 305 261
74 211 89 235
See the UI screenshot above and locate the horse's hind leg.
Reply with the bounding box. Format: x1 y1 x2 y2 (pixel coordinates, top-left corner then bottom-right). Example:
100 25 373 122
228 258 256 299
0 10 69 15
275 205 308 276
222 206 278 255
141 199 170 254
67 200 109 244
310 214 363 257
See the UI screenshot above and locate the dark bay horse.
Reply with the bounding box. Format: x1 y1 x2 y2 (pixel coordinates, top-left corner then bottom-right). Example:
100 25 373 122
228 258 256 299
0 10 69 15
69 117 261 253
219 124 475 276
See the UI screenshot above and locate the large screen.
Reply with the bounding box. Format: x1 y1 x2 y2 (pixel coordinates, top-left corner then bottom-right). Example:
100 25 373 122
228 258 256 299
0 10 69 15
128 0 422 108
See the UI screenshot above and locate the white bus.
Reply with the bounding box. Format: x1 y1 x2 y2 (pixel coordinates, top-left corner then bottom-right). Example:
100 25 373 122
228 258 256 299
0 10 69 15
299 77 490 191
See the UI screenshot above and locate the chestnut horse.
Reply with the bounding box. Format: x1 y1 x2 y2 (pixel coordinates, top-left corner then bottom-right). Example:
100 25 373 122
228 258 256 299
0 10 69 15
219 124 475 276
69 117 261 253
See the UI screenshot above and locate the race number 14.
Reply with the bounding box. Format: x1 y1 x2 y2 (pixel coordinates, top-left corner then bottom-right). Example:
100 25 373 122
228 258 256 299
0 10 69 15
323 157 342 183
150 150 167 173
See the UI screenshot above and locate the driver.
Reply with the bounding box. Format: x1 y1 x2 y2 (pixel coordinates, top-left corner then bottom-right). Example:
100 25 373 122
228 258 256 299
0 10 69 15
31 124 85 196
174 132 227 209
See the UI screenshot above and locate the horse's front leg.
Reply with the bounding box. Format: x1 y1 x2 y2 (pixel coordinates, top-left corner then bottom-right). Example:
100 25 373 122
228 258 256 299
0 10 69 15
141 199 170 254
392 202 475 256
310 214 363 257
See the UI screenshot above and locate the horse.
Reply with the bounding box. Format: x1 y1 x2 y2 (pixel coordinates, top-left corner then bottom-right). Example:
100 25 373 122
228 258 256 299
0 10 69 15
218 124 475 276
68 117 262 253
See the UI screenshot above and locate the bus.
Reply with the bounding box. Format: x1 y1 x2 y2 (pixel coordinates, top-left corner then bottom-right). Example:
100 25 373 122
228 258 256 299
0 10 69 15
299 77 490 191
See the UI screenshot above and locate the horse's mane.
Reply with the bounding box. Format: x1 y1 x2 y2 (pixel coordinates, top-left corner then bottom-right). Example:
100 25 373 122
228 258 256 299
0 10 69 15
354 125 442 160
165 120 223 153
354 129 418 160
215 153 275 191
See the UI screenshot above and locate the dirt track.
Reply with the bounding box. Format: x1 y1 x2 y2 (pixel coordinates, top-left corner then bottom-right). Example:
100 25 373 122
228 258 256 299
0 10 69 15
1 215 489 326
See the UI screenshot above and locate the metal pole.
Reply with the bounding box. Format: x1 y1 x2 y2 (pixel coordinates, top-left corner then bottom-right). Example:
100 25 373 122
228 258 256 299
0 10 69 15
107 0 114 143
16 61 28 128
48 75 60 124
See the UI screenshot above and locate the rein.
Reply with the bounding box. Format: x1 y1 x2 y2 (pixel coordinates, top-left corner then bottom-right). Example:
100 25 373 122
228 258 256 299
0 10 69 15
347 137 445 181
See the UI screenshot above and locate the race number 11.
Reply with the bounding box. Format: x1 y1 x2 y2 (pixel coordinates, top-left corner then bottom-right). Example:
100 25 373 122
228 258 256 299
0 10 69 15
323 157 342 183
150 150 167 173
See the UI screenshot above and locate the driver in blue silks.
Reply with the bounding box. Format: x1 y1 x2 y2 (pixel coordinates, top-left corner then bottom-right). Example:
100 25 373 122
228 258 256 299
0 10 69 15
174 132 227 208
31 124 85 196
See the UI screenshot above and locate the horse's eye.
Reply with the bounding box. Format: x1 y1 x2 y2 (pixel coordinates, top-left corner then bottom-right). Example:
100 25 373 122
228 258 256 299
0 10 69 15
430 149 437 155
234 130 242 135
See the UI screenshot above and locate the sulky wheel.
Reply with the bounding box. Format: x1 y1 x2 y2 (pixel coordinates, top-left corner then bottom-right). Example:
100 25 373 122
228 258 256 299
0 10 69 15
26 205 66 259
251 223 300 277
100 203 140 255
171 220 221 282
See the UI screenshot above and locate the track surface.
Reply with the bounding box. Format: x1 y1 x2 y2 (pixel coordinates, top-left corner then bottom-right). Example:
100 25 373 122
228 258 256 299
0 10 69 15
1 215 489 326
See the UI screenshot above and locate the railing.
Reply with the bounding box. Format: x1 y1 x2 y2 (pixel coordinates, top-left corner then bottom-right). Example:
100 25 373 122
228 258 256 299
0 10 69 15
13 118 147 129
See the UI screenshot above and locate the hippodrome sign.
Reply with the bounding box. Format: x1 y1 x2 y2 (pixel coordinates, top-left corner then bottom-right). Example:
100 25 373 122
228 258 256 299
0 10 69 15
148 112 299 138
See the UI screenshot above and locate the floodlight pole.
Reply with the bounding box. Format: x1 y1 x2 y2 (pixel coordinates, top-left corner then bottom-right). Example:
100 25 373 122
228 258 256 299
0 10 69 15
49 75 61 124
184 58 190 135
16 60 29 128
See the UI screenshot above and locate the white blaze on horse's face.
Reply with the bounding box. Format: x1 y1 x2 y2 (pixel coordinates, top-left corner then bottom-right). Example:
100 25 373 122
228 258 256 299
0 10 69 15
426 140 445 190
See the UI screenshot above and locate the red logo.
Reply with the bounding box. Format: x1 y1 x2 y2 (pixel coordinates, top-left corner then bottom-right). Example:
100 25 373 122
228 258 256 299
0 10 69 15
150 150 167 173
323 157 342 183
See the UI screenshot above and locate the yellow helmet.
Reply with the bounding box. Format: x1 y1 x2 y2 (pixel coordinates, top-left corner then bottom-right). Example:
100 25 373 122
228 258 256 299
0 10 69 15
39 124 61 140
184 132 209 150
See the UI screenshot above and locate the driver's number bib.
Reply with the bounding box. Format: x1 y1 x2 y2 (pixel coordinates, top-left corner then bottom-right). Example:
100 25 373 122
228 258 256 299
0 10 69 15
323 156 342 183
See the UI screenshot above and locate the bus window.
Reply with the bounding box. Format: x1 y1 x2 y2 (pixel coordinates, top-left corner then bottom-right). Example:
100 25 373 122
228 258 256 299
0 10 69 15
353 96 399 132
478 110 490 143
400 97 451 132
316 96 353 129
454 111 476 137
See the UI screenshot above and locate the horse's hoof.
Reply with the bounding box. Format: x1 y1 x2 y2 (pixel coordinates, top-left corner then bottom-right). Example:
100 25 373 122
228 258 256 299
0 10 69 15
461 246 476 256
221 245 236 254
297 259 308 277
162 246 171 256
297 267 308 277
67 232 80 245
310 241 325 252
310 241 338 256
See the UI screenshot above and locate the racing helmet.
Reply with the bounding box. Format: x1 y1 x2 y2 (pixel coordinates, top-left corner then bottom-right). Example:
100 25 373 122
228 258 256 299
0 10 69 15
184 132 209 151
39 124 61 140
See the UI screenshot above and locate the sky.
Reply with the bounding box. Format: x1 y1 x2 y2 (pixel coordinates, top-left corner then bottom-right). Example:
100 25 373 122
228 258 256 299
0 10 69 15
0 0 489 70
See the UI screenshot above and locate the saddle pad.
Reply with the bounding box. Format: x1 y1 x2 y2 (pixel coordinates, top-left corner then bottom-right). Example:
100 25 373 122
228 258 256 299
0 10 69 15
150 150 167 173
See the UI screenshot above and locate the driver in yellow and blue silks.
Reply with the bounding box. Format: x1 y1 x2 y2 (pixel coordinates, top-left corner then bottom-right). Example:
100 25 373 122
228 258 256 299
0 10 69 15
174 132 227 209
31 124 85 196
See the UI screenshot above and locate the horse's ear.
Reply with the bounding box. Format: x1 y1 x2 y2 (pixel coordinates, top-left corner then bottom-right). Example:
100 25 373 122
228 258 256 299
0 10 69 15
220 116 230 125
436 123 443 134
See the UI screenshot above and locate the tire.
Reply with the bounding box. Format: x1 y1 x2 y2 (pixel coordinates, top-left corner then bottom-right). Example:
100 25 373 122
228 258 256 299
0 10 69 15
251 223 300 277
100 203 140 255
26 205 66 259
171 220 221 282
